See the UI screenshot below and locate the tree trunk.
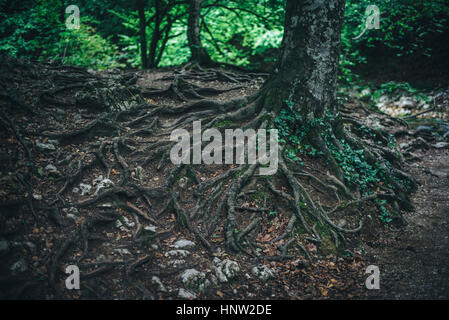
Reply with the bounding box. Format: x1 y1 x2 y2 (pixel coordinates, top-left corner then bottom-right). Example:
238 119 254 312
137 0 149 69
263 0 346 120
187 0 212 65
148 1 162 68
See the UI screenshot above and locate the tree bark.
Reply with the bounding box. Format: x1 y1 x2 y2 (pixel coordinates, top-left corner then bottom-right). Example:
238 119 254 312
137 0 149 69
187 0 212 65
148 0 162 68
263 0 346 120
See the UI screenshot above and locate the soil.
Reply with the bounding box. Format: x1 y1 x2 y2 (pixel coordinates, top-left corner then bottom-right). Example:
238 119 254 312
0 59 448 300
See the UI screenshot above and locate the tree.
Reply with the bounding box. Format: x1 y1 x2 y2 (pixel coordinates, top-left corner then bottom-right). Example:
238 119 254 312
187 0 212 65
166 0 415 251
136 0 187 69
137 0 149 68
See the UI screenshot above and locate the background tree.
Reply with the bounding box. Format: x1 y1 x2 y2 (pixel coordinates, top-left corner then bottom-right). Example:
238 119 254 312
187 0 212 65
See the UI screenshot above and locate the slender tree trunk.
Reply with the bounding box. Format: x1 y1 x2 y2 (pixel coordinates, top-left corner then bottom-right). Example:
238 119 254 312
137 0 149 69
263 0 346 120
187 0 212 65
148 1 162 68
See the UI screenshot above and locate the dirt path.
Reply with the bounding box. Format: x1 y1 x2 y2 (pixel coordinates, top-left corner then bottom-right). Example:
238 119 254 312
363 148 449 299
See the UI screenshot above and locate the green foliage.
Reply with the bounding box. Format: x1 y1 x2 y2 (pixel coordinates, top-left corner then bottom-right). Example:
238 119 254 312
340 0 449 83
274 100 324 163
43 22 124 69
1 0 447 72
0 0 124 69
375 199 392 223
0 0 62 58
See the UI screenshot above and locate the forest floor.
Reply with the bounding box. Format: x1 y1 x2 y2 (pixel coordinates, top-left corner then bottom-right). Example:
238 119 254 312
0 58 448 300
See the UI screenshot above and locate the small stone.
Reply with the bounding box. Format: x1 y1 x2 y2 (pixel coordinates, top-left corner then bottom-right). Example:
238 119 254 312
171 239 195 249
152 276 167 292
44 164 57 172
32 194 43 200
72 187 80 194
359 88 371 99
396 96 417 109
144 225 157 232
114 248 131 255
178 288 196 299
181 269 210 292
214 259 240 283
48 139 59 146
79 183 92 196
68 207 78 214
94 179 114 195
252 264 274 281
135 166 144 181
67 214 78 221
168 259 186 267
115 220 123 228
433 142 449 149
165 250 190 258
122 216 135 228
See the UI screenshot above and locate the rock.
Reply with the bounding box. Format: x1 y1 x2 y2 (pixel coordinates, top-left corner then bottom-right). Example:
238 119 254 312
48 139 59 146
93 175 104 185
168 259 186 268
178 288 196 299
44 164 58 172
375 96 390 109
115 220 123 228
152 276 167 292
79 183 92 196
432 142 449 149
359 88 371 99
66 213 78 221
0 240 9 256
134 166 144 181
114 248 131 255
10 258 28 272
165 250 190 258
122 216 135 228
396 96 417 109
94 179 114 195
181 269 210 292
178 177 188 189
36 142 56 151
171 239 195 249
72 187 80 194
214 258 240 283
68 207 78 214
144 225 157 232
252 264 274 281
32 194 43 200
